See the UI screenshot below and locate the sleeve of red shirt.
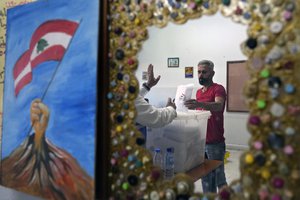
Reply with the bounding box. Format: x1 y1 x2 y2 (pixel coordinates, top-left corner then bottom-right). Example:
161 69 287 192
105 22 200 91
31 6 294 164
215 84 227 100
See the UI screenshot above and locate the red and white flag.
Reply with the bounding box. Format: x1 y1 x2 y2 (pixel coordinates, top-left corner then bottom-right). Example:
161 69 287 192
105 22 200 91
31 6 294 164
13 19 79 96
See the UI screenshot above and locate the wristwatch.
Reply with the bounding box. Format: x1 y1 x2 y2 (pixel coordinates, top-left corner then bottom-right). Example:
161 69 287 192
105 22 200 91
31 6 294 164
142 83 150 91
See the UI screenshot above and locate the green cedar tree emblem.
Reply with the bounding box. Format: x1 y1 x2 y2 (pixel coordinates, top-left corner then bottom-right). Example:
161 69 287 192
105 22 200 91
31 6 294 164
37 38 49 53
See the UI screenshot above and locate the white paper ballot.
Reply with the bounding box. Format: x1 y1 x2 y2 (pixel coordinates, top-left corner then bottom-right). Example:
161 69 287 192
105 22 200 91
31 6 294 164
174 84 194 112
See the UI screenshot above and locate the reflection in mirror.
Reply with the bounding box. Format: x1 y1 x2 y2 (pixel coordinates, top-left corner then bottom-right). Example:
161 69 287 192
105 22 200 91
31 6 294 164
109 0 300 199
135 12 249 192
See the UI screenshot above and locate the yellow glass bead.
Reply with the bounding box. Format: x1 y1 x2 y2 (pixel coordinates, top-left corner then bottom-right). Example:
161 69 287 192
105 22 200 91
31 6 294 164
245 153 254 164
116 125 123 132
134 18 141 25
261 169 271 179
252 23 263 32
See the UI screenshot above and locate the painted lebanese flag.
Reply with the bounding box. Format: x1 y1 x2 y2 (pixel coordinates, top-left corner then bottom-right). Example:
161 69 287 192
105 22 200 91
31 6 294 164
13 19 79 96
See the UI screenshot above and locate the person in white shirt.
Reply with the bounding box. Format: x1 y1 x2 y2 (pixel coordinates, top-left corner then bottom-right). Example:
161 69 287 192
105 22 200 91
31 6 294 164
135 64 177 128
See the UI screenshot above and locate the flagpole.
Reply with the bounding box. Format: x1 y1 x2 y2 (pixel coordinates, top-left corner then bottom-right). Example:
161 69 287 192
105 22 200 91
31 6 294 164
41 19 82 101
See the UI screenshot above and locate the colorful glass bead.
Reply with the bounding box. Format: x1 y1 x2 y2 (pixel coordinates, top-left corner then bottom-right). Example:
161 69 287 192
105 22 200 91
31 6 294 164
128 155 136 162
122 182 130 190
258 35 269 45
270 103 285 117
222 0 230 6
260 69 270 78
283 11 293 21
116 125 123 132
128 85 136 93
285 2 295 11
268 133 284 149
270 21 283 34
284 84 295 94
235 6 243 15
135 160 143 167
120 149 129 157
284 145 294 155
177 181 189 194
249 116 261 125
254 153 266 166
128 175 139 186
151 168 161 181
165 189 176 200
272 177 285 188
269 88 279 99
271 194 282 200
261 169 271 179
258 188 269 200
285 127 295 135
257 100 266 109
245 153 254 164
260 4 270 15
115 49 125 60
150 191 160 200
253 141 263 150
268 76 282 88
279 163 289 175
246 38 257 49
136 137 146 145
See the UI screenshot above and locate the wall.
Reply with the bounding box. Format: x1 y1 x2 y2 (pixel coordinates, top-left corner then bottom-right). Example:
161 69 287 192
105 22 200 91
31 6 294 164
136 12 250 149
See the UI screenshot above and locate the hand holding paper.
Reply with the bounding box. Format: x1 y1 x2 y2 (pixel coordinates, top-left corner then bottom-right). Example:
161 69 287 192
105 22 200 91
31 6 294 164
174 84 194 112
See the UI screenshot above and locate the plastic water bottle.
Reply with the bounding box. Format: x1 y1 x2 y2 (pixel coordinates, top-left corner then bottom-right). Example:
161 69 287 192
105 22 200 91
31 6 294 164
164 147 175 180
153 148 163 169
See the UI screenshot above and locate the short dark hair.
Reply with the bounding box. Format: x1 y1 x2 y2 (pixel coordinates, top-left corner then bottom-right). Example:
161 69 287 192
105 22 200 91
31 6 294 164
198 60 214 70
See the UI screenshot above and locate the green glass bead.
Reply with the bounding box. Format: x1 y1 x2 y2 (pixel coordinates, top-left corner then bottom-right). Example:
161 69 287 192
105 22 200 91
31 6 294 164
122 182 130 190
257 100 266 109
195 0 202 4
135 160 143 168
260 69 270 78
222 0 230 6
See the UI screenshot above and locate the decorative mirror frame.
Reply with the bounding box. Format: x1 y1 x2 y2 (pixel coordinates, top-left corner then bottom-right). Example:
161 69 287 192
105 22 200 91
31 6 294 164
105 0 300 199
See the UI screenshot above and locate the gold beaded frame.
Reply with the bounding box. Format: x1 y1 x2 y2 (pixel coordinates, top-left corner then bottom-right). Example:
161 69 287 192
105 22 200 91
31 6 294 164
108 0 300 199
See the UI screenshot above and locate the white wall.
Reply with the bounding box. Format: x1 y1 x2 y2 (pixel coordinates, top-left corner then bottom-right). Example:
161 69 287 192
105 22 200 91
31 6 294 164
136 12 250 149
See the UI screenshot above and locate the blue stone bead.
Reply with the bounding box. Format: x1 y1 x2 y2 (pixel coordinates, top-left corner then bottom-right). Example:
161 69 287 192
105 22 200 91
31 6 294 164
243 12 251 19
284 84 295 94
107 92 113 99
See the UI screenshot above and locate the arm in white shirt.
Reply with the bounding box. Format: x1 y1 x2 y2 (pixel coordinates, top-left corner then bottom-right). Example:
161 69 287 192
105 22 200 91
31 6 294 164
135 95 177 128
139 86 148 97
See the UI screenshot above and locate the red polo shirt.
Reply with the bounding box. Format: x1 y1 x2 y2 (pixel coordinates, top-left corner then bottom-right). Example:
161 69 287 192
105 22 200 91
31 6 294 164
196 83 226 144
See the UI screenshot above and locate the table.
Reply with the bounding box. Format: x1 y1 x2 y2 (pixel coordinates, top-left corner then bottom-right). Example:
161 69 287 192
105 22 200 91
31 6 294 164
186 159 223 182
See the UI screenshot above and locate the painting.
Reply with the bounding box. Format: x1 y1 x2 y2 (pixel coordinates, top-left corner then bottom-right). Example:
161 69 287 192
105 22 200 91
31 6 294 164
185 66 193 78
1 0 98 199
226 60 249 112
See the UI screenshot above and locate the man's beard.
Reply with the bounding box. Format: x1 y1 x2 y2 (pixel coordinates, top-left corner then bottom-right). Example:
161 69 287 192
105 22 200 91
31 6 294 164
199 78 208 85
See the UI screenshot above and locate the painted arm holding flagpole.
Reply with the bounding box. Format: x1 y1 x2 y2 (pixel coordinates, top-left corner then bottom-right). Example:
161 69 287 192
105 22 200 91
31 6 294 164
30 98 49 151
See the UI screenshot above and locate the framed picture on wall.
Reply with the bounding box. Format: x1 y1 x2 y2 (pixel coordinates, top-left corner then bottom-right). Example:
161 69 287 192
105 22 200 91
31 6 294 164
185 66 193 78
226 60 249 112
168 57 179 67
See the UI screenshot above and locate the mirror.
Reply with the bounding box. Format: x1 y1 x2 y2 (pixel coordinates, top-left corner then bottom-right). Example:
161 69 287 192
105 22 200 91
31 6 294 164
135 11 249 191
108 1 300 199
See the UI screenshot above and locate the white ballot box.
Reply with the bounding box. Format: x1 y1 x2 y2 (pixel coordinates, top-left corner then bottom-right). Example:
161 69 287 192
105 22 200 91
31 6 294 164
146 110 211 173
